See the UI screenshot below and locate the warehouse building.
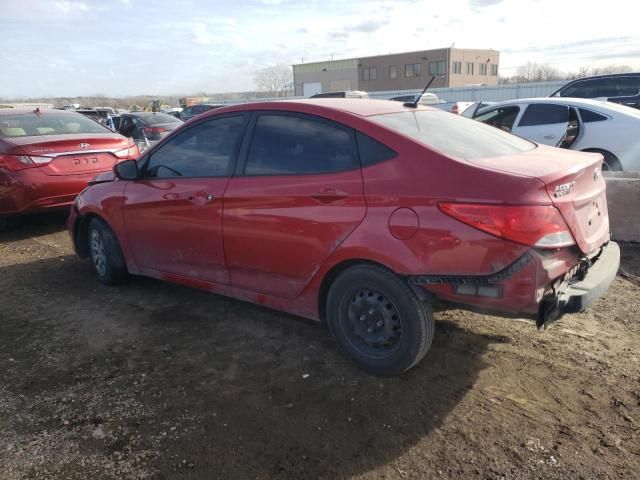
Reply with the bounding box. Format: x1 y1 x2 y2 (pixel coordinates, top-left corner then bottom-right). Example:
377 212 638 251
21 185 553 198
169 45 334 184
293 47 500 96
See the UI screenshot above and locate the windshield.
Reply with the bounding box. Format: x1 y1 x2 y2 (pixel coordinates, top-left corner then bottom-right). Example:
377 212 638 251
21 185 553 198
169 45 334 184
370 110 536 160
0 111 111 138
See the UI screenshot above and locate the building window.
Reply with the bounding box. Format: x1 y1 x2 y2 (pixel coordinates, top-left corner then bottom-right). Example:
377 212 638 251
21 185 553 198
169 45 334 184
363 67 377 81
466 62 474 75
429 61 446 75
479 63 488 75
405 63 421 77
491 64 498 76
452 61 462 74
389 65 397 79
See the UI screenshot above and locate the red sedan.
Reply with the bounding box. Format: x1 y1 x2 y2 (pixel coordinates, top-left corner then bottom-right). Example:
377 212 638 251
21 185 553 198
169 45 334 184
0 108 138 227
67 99 619 375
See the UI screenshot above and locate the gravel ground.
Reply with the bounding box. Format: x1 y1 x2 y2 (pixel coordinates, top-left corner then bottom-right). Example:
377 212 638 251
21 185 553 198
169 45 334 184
0 213 638 479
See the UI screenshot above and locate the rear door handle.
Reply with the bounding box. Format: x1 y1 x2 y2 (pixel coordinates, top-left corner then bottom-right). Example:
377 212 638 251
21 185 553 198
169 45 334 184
187 193 215 203
311 188 348 204
543 134 556 140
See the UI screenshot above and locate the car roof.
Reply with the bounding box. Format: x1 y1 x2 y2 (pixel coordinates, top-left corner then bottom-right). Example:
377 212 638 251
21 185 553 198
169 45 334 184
205 99 436 118
486 97 616 108
562 72 640 83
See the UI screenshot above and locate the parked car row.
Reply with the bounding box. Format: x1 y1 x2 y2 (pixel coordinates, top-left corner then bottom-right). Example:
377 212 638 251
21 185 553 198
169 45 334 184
64 98 619 376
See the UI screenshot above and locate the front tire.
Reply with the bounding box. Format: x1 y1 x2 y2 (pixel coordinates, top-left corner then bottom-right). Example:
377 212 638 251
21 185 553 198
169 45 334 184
87 218 128 285
326 265 434 376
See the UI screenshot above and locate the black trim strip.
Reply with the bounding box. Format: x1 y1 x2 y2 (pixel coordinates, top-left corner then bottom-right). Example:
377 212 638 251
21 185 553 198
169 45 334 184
410 253 533 286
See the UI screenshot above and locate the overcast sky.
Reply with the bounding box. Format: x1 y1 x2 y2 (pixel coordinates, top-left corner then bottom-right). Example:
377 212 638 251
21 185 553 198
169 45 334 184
1 0 639 98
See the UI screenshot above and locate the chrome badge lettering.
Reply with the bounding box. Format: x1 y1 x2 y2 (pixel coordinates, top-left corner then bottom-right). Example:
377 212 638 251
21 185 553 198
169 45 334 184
554 181 575 198
79 143 90 149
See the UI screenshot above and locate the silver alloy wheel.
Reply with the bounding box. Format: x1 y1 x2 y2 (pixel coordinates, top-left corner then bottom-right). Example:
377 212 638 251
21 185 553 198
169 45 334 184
90 229 107 277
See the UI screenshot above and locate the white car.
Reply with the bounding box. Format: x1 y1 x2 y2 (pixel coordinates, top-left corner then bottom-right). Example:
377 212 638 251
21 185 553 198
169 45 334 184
472 98 640 171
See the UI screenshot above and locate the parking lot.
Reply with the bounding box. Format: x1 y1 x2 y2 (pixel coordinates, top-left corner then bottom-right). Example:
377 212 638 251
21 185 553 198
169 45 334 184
0 213 636 479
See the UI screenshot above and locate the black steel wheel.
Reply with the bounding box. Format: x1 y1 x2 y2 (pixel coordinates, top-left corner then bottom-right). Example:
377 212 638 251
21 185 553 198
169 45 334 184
326 264 434 376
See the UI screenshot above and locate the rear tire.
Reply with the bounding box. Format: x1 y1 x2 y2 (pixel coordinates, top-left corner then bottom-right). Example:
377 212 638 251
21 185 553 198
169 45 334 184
87 218 128 285
326 265 434 376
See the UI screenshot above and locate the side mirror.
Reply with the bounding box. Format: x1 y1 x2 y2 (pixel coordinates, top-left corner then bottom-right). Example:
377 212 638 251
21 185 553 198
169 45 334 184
114 159 139 180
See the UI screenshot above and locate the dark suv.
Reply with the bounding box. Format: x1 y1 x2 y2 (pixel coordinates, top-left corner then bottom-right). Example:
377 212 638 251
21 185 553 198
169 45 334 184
551 73 640 109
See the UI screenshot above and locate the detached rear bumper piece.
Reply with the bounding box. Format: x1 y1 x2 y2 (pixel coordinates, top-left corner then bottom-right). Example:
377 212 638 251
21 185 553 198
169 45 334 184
538 241 620 328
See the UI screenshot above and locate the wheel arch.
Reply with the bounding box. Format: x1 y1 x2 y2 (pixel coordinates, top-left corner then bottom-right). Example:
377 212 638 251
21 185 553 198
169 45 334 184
580 148 623 171
74 212 118 259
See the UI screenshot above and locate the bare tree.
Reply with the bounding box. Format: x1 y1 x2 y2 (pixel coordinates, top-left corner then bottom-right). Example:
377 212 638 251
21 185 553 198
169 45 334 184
254 64 292 97
515 62 562 82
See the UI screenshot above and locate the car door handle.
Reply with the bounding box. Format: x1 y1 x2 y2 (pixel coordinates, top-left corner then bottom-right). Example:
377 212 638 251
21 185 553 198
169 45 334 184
311 188 348 204
543 134 556 140
187 193 215 203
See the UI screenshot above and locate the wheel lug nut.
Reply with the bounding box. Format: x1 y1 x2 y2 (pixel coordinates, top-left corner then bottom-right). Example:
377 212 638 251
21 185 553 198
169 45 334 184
360 315 366 321
367 327 373 333
376 321 383 327
368 309 375 315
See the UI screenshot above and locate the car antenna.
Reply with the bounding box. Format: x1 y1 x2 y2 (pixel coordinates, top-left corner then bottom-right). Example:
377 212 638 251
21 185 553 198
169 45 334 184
404 75 436 108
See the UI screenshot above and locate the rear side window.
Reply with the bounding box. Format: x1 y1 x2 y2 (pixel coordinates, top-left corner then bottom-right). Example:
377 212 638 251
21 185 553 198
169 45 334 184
518 104 569 126
578 108 608 123
145 115 246 178
356 132 397 167
244 114 358 175
370 110 535 160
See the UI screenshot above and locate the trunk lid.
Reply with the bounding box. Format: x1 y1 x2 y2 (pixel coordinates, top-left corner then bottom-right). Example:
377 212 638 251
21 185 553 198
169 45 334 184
5 133 129 176
473 145 609 254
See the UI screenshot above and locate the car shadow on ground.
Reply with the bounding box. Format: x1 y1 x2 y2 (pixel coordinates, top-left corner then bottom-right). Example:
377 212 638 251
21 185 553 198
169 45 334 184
0 255 508 479
0 211 68 243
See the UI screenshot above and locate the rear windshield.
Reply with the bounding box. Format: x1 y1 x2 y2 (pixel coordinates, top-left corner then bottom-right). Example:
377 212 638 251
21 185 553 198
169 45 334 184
134 112 182 125
0 111 110 138
370 110 536 160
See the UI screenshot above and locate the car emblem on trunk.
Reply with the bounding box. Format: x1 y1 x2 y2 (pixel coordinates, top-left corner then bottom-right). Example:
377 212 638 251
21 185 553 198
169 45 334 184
79 143 90 149
594 168 601 181
553 181 575 198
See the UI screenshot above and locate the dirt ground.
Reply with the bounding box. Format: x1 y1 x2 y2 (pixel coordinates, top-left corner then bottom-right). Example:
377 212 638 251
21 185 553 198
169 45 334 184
0 213 638 480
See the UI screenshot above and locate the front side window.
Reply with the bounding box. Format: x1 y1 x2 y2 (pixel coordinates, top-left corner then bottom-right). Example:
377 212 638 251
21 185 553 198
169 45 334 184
405 63 421 77
370 110 534 160
244 114 357 175
473 106 521 132
429 61 446 75
518 104 569 126
561 78 619 98
618 77 640 96
144 115 246 178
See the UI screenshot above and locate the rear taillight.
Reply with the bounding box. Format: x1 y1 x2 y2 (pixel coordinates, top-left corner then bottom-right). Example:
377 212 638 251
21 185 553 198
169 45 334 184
114 145 140 159
143 126 167 134
438 203 575 248
0 155 51 172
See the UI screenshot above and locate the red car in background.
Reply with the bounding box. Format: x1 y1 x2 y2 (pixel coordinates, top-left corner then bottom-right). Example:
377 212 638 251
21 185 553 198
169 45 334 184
67 99 619 376
0 108 137 227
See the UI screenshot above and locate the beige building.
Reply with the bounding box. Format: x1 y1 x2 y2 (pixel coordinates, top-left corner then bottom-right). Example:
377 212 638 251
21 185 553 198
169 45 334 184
293 48 500 96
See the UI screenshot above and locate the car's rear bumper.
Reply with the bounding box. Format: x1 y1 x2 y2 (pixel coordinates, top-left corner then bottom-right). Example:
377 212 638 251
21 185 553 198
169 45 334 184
538 241 620 327
412 242 619 327
0 168 103 216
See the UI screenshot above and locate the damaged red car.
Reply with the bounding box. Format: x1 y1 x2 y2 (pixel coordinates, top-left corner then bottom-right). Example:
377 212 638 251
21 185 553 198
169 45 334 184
0 108 137 227
67 99 620 375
